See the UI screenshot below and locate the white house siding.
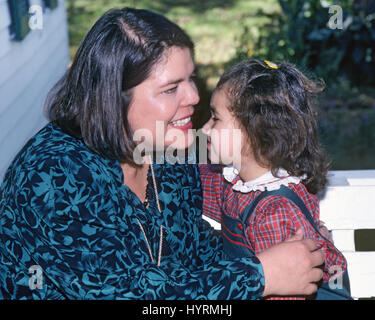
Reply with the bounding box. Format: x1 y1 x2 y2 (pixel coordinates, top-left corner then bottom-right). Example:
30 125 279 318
0 0 70 181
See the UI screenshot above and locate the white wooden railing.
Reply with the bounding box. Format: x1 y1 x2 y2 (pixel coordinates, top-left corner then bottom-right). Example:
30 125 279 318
320 170 375 299
203 170 375 299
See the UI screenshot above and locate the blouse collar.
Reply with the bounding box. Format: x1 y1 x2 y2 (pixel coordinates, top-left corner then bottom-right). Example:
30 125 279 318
222 165 306 193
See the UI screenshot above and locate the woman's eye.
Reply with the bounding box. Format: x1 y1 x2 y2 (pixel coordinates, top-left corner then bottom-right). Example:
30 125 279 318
211 115 219 122
163 87 177 94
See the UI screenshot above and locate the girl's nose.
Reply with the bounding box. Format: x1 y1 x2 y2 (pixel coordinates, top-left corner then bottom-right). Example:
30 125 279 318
202 118 213 136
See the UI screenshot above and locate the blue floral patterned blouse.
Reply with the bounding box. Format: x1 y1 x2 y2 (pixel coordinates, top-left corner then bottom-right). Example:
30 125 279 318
0 122 264 299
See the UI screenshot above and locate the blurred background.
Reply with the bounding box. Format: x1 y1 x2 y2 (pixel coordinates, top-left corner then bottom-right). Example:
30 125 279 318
67 0 375 170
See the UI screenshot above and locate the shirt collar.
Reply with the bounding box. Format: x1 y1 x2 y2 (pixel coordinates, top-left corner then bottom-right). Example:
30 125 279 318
222 165 306 193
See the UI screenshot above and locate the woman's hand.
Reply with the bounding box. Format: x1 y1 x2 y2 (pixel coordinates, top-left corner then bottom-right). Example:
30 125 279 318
257 229 324 297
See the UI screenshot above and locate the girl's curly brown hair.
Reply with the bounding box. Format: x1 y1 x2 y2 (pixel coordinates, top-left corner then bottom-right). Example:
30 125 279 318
216 59 330 195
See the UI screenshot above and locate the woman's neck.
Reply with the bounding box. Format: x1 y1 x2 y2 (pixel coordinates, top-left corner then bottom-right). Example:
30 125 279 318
121 161 150 202
121 162 149 181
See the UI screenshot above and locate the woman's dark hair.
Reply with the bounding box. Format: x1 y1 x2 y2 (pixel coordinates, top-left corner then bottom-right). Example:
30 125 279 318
216 59 329 194
46 7 194 164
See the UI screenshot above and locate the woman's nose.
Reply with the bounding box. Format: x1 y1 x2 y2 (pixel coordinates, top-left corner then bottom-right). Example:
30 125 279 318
182 81 200 107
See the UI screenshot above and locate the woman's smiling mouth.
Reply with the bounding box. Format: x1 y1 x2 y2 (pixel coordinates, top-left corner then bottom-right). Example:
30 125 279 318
169 115 193 130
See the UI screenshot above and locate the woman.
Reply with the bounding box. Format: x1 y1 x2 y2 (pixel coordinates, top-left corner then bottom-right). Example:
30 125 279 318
0 8 323 299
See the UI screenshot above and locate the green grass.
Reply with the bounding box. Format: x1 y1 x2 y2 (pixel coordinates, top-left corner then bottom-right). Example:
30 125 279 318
67 0 280 89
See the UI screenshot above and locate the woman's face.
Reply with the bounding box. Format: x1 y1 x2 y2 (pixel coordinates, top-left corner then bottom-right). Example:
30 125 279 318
127 46 199 156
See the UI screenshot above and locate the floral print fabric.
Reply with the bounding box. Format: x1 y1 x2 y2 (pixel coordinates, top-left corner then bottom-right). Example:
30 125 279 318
0 123 264 299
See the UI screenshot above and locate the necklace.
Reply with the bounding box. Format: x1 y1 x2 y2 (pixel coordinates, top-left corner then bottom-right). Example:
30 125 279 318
144 159 161 212
143 162 152 208
143 175 150 208
137 155 163 266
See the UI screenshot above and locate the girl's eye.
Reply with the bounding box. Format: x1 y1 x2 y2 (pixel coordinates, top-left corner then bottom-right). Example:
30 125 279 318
163 86 177 94
211 115 219 122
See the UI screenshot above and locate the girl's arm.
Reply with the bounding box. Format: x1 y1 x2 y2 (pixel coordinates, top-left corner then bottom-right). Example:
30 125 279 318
198 163 224 222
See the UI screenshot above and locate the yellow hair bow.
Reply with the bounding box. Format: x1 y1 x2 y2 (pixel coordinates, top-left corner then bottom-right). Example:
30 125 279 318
264 60 278 69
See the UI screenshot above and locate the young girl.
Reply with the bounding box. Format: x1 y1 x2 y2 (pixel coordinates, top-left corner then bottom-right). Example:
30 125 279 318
199 59 349 300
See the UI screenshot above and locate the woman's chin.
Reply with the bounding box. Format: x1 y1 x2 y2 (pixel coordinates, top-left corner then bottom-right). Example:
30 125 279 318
165 127 195 151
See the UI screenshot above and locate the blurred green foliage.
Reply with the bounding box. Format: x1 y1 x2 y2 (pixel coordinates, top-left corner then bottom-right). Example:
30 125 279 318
234 0 375 86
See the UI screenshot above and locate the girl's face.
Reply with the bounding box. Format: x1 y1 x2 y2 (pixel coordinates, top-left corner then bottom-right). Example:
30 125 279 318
202 88 243 169
127 46 199 154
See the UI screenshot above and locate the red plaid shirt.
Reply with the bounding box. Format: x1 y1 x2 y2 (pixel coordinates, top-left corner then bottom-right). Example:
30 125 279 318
199 164 347 300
